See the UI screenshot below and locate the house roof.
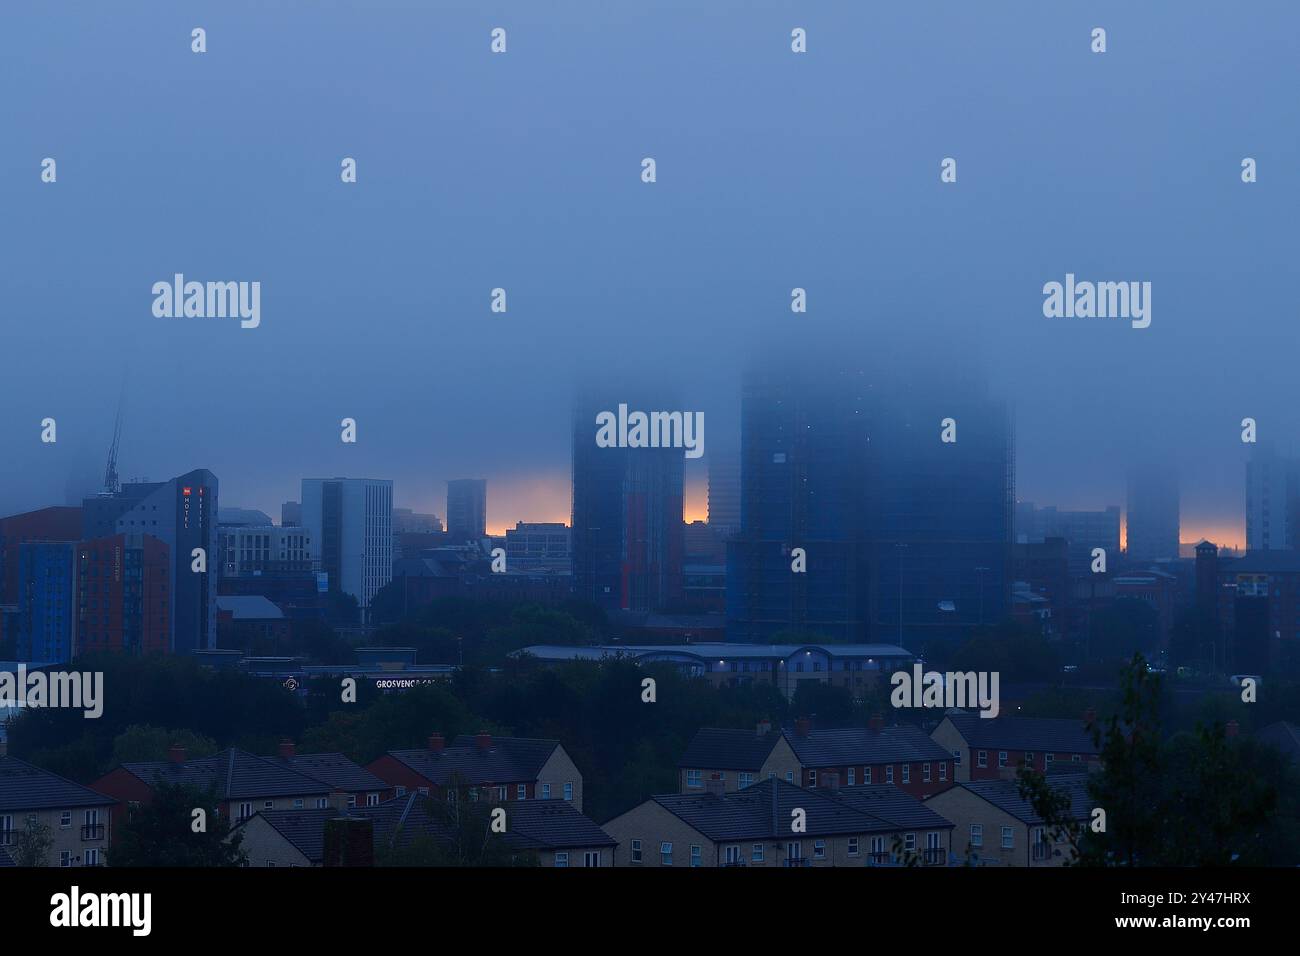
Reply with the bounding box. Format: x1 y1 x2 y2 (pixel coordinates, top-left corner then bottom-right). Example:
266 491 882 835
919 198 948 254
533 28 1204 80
0 756 116 813
650 779 899 841
828 785 954 831
385 736 558 787
785 723 953 766
678 728 782 770
280 753 387 792
499 799 616 850
950 778 1093 824
942 713 1099 755
120 748 333 800
245 808 337 864
0 847 12 866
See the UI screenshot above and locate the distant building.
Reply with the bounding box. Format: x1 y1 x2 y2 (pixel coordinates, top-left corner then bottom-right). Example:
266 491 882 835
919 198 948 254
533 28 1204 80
82 469 220 654
1246 442 1299 551
1016 502 1121 576
571 393 684 613
445 480 487 543
300 478 393 623
1126 463 1179 563
0 507 83 663
930 713 1101 783
217 524 315 578
392 508 442 534
504 522 570 575
76 533 171 657
281 501 302 528
706 444 741 537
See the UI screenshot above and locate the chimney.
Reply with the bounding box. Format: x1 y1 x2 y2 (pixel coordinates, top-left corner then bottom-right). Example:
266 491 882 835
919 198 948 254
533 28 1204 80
168 744 187 764
756 719 772 738
323 817 375 867
868 714 883 734
475 731 492 752
794 718 811 738
1226 720 1239 739
1083 708 1097 728
278 739 296 759
428 733 445 754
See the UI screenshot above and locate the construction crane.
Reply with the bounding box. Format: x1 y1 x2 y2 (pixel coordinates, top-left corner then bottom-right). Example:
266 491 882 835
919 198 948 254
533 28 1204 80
102 387 124 496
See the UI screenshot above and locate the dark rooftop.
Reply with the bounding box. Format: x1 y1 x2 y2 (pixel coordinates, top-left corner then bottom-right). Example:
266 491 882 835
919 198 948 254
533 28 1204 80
0 756 115 813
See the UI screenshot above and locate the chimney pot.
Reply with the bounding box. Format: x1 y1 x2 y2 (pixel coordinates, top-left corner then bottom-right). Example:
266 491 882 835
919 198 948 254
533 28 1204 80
428 733 445 754
868 714 883 734
278 739 296 759
756 719 772 738
795 718 811 738
168 744 186 764
476 731 492 751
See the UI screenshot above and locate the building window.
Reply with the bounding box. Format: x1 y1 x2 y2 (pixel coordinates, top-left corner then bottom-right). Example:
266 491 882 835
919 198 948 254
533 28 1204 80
367 793 380 807
738 773 753 789
953 750 962 766
848 837 859 856
497 786 507 801
60 811 72 828
293 799 304 809
347 795 357 808
1071 754 1081 763
902 764 910 784
564 783 574 801
584 851 601 867
885 765 893 784
1045 754 1055 764
809 770 817 787
785 771 794 783
554 852 569 868
864 767 872 784
238 802 253 821
813 840 826 859
661 842 673 866
517 785 527 800
690 845 702 867
631 840 642 864
977 750 988 768
939 762 947 782
395 786 407 797
1002 827 1014 849
316 798 328 809
752 843 764 863
970 825 983 848
922 763 931 783
787 841 802 861
84 848 100 866
1024 752 1034 769
998 751 1007 768
846 768 856 786
541 784 551 799
725 845 743 865
686 769 703 788
60 851 72 867
904 833 916 852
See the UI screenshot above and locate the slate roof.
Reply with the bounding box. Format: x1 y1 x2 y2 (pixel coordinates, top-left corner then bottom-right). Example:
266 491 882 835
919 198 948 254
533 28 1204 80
499 799 616 850
784 723 952 766
678 728 782 770
385 736 559 786
0 756 115 812
942 713 1099 755
828 785 954 831
651 779 898 841
953 778 1093 824
281 753 388 792
120 748 333 800
245 808 337 864
0 847 12 866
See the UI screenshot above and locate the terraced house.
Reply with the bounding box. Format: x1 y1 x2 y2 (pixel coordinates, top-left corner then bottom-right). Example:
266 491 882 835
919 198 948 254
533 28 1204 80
930 712 1101 782
680 716 955 799
367 733 584 811
92 745 386 827
604 778 953 867
0 756 114 867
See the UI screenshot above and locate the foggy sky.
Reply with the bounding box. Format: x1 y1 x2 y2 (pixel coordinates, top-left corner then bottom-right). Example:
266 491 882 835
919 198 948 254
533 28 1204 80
3 1 1297 545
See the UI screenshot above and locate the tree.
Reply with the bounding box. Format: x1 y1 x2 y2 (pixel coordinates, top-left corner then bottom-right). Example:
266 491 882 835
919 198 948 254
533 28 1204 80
376 789 537 867
108 782 247 867
110 725 219 766
12 818 54 866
